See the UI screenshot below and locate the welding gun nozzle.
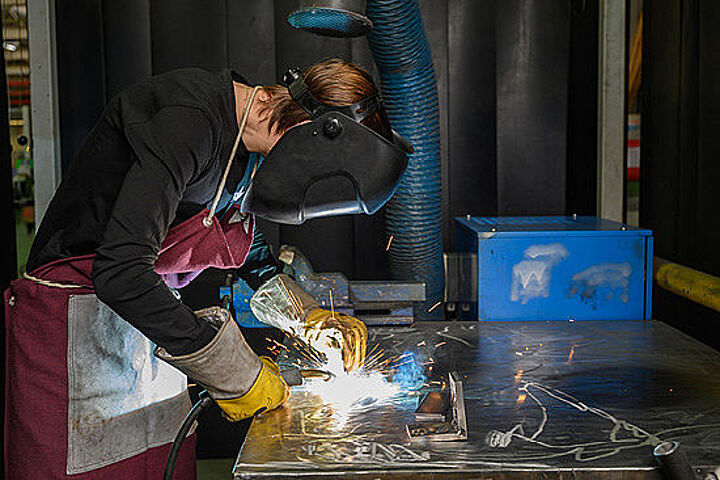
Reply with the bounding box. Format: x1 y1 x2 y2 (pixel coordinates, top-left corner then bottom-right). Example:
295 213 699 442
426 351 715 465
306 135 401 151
299 369 335 382
279 367 336 386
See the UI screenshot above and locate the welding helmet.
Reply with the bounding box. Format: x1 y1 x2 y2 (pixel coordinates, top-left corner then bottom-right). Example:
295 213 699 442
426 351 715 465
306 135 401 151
241 67 412 225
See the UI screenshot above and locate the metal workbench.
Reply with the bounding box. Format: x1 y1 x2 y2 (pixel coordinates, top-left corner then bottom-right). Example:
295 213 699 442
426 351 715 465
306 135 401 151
234 321 720 478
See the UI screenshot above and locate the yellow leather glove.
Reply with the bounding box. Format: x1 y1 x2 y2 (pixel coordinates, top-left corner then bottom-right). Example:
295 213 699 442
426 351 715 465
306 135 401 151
155 307 289 422
215 356 290 421
304 309 367 372
250 274 368 372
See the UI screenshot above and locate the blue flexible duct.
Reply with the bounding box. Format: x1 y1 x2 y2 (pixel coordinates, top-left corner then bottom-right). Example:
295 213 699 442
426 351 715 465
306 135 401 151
288 8 372 37
365 0 443 319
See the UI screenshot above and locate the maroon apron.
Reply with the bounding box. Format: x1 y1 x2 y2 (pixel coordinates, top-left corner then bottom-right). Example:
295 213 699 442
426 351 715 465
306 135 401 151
4 87 261 479
157 206 254 289
4 206 254 479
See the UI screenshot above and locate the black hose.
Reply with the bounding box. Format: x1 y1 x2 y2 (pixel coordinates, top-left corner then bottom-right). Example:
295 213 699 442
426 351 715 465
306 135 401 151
653 441 696 480
164 369 301 479
163 390 213 480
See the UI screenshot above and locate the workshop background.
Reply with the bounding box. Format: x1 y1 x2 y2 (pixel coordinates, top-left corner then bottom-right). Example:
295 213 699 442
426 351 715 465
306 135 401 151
1 0 720 476
48 0 600 315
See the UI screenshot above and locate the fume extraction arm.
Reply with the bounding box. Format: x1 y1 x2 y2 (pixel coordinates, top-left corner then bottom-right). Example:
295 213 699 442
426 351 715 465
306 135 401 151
289 0 444 319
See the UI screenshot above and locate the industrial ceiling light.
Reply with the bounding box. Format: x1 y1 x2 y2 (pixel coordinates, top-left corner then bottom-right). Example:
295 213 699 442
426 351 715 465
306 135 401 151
288 0 372 38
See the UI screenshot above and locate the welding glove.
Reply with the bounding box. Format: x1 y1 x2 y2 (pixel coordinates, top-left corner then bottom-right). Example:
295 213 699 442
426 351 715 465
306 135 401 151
250 274 367 371
155 306 289 421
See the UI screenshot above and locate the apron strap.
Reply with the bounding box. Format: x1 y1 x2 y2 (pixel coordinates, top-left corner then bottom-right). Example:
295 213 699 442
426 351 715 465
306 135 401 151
23 272 88 289
204 85 261 228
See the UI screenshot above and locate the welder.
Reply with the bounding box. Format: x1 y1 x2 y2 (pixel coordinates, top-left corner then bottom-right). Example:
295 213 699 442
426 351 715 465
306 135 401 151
4 59 410 479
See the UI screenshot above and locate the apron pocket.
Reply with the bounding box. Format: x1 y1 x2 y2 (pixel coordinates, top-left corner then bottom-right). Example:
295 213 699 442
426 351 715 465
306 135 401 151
66 294 191 474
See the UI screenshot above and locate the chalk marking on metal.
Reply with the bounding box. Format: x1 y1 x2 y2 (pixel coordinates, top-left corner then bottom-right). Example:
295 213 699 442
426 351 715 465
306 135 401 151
485 381 678 462
437 326 477 348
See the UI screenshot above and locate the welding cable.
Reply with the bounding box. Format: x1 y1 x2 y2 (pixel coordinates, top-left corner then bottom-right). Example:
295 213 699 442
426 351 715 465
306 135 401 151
163 390 213 480
164 368 304 479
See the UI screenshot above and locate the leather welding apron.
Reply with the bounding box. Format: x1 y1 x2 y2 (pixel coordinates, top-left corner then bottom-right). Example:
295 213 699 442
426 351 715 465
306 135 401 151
4 143 255 478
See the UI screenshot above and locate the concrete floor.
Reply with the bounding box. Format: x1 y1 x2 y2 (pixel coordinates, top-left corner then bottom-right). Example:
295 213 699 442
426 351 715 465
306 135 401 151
198 458 235 479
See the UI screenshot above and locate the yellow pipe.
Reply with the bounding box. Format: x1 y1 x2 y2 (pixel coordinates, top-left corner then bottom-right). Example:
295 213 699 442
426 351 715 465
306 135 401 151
654 257 720 313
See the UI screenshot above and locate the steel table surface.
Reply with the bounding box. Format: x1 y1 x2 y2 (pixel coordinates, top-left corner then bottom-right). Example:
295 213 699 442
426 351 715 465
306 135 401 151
234 321 720 478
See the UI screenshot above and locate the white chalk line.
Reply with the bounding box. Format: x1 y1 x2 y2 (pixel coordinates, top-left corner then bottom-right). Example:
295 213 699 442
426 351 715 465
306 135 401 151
437 326 477 348
485 381 720 463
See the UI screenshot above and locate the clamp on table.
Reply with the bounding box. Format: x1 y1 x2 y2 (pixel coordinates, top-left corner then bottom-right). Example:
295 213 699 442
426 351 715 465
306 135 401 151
277 245 426 325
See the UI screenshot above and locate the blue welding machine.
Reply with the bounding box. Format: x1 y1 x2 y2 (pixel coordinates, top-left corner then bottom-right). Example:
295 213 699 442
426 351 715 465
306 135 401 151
455 216 653 321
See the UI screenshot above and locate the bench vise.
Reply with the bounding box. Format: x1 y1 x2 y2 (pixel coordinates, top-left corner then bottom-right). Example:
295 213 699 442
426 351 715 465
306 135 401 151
221 245 425 327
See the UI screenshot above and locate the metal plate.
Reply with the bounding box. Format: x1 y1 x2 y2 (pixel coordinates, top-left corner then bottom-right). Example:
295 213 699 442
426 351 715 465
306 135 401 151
407 372 468 443
235 321 720 477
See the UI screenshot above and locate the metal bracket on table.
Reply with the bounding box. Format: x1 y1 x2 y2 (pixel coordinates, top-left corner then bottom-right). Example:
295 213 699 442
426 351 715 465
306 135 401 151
279 245 425 325
406 372 468 442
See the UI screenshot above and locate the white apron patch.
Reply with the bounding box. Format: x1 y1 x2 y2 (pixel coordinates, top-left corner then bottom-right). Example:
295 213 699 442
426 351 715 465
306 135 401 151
66 294 191 474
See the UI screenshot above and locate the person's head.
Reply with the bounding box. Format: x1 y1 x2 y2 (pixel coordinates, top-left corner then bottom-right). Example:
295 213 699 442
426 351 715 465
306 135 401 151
240 58 410 225
258 58 392 141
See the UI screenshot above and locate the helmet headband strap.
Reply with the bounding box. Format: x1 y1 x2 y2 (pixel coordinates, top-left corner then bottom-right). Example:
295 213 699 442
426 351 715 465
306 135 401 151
283 68 382 124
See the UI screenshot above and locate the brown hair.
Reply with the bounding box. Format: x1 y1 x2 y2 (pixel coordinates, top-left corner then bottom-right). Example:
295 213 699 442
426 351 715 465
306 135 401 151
259 58 392 140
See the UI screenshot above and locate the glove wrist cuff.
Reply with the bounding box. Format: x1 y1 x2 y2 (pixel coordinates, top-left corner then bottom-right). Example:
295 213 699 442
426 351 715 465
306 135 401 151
155 306 262 398
250 274 319 335
215 357 290 421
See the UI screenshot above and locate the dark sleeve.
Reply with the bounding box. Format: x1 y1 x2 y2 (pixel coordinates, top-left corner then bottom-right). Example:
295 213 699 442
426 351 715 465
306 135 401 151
92 106 217 355
236 224 284 290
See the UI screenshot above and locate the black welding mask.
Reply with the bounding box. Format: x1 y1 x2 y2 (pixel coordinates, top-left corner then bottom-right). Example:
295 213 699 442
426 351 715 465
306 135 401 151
241 68 412 225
